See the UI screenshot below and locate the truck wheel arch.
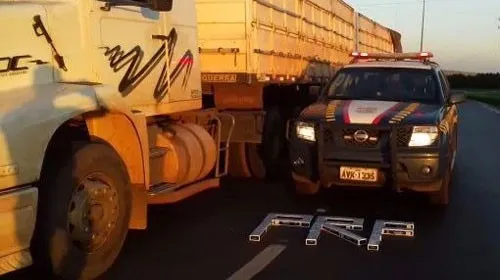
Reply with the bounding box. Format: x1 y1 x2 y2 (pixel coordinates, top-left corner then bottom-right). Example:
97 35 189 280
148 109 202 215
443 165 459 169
83 110 148 230
39 110 148 230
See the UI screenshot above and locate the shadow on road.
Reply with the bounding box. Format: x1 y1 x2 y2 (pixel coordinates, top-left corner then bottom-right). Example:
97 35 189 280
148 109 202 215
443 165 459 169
96 176 449 280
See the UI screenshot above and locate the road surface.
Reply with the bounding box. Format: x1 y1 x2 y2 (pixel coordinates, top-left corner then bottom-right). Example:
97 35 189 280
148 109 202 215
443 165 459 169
5 101 500 280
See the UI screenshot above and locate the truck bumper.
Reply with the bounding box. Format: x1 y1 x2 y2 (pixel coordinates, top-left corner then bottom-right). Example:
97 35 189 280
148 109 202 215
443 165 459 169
0 186 38 276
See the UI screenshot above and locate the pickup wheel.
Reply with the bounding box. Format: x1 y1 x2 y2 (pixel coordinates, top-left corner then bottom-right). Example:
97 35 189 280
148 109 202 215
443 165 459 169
292 172 320 195
33 142 131 279
429 128 456 206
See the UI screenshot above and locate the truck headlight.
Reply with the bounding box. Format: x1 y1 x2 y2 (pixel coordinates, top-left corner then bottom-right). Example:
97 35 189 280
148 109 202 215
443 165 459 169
409 126 438 147
296 122 316 142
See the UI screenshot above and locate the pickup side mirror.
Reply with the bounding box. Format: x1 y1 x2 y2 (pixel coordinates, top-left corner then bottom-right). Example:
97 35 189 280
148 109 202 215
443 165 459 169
449 92 467 105
149 0 172 11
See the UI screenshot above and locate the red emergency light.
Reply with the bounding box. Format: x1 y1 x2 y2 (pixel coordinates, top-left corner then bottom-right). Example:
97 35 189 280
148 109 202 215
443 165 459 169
350 52 434 61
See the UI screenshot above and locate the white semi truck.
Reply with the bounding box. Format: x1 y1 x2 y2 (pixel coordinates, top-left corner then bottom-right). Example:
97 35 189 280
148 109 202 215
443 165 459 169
0 0 402 278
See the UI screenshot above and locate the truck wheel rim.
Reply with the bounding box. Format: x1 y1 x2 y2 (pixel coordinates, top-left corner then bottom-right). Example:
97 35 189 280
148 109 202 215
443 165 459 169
67 174 119 252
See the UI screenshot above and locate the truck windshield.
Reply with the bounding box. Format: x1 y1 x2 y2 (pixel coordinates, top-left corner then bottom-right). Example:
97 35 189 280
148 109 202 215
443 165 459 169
325 67 441 104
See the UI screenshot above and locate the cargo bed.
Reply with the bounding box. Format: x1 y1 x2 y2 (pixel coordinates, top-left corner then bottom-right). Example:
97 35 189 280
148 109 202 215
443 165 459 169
196 0 401 84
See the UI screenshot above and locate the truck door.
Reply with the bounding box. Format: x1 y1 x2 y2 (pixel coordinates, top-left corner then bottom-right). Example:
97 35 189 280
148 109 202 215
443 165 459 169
157 0 199 103
89 0 169 107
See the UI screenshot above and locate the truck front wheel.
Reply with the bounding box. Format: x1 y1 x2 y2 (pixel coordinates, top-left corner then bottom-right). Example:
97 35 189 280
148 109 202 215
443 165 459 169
33 142 131 279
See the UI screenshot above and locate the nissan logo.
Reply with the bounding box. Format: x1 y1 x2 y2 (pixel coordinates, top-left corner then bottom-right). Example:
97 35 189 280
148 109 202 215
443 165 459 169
353 130 369 143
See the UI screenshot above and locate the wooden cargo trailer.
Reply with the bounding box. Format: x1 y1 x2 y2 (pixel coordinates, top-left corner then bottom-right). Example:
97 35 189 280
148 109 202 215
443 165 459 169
195 0 403 178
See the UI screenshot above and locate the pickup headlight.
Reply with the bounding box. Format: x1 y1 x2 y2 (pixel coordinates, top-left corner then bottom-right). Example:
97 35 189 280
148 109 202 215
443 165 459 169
296 121 316 142
409 126 439 147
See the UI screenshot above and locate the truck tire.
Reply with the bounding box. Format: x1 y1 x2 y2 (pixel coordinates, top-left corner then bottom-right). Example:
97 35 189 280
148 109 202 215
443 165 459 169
247 143 266 179
429 128 456 205
32 142 131 279
261 106 286 179
228 142 253 178
227 142 266 179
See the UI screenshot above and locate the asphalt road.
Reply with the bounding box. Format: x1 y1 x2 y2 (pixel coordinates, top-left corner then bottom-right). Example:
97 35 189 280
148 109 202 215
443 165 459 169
5 100 500 280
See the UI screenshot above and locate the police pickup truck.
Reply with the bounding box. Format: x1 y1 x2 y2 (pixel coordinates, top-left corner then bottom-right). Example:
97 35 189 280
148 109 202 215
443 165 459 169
289 52 466 205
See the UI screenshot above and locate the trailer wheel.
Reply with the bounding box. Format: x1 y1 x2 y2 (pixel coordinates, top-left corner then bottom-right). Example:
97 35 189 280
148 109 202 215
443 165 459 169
33 142 131 279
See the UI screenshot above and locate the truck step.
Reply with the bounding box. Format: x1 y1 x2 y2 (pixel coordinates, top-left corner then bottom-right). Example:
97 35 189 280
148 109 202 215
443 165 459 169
148 183 177 195
149 147 168 158
147 178 220 204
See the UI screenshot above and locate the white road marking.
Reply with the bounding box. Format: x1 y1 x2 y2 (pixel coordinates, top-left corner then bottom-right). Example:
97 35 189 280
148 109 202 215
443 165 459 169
227 244 286 280
473 100 500 115
451 151 457 171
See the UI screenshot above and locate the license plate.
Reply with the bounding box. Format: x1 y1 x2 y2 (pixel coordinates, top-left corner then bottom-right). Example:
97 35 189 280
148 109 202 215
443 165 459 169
339 166 378 182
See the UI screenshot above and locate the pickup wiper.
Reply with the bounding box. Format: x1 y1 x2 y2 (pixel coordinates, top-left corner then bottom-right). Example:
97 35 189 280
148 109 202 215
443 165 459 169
329 96 375 101
328 96 354 100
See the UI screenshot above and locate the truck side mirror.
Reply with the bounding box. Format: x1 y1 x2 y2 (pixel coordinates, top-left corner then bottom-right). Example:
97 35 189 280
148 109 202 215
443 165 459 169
150 0 172 11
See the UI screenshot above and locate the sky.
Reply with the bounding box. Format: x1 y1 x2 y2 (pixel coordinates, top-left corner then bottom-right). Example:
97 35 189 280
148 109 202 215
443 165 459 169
347 0 500 73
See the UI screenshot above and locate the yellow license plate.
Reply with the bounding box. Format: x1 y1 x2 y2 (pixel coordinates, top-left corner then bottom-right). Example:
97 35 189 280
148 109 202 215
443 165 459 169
339 166 378 182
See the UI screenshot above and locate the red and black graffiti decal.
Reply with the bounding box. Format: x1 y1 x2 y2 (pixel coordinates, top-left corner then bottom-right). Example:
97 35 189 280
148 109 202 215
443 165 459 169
102 28 193 102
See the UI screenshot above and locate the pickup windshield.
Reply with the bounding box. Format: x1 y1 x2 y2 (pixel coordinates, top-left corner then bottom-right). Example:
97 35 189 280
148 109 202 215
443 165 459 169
325 67 442 104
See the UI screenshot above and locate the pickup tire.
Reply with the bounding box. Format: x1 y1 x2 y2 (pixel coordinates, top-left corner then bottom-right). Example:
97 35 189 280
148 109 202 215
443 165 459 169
292 172 320 195
429 127 456 205
32 142 131 279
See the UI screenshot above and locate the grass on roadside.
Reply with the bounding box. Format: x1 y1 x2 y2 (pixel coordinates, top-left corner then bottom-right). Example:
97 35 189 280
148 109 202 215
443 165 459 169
464 90 500 108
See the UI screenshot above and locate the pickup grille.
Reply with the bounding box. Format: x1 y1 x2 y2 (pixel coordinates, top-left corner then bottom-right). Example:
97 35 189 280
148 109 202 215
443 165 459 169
396 127 413 147
341 128 380 147
324 125 414 149
324 126 414 148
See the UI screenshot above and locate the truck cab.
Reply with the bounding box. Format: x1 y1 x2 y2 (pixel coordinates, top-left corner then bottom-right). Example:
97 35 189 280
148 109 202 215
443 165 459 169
0 0 404 278
0 0 231 278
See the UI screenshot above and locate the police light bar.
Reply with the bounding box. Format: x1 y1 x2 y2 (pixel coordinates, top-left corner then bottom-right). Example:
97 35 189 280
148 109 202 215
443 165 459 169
350 52 434 60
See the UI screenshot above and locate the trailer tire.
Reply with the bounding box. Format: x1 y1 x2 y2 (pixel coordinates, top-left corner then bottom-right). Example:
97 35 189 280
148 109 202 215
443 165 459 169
32 142 131 280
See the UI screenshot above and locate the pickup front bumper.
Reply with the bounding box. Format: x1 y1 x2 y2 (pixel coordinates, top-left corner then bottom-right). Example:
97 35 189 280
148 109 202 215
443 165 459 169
316 153 448 191
290 123 449 192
